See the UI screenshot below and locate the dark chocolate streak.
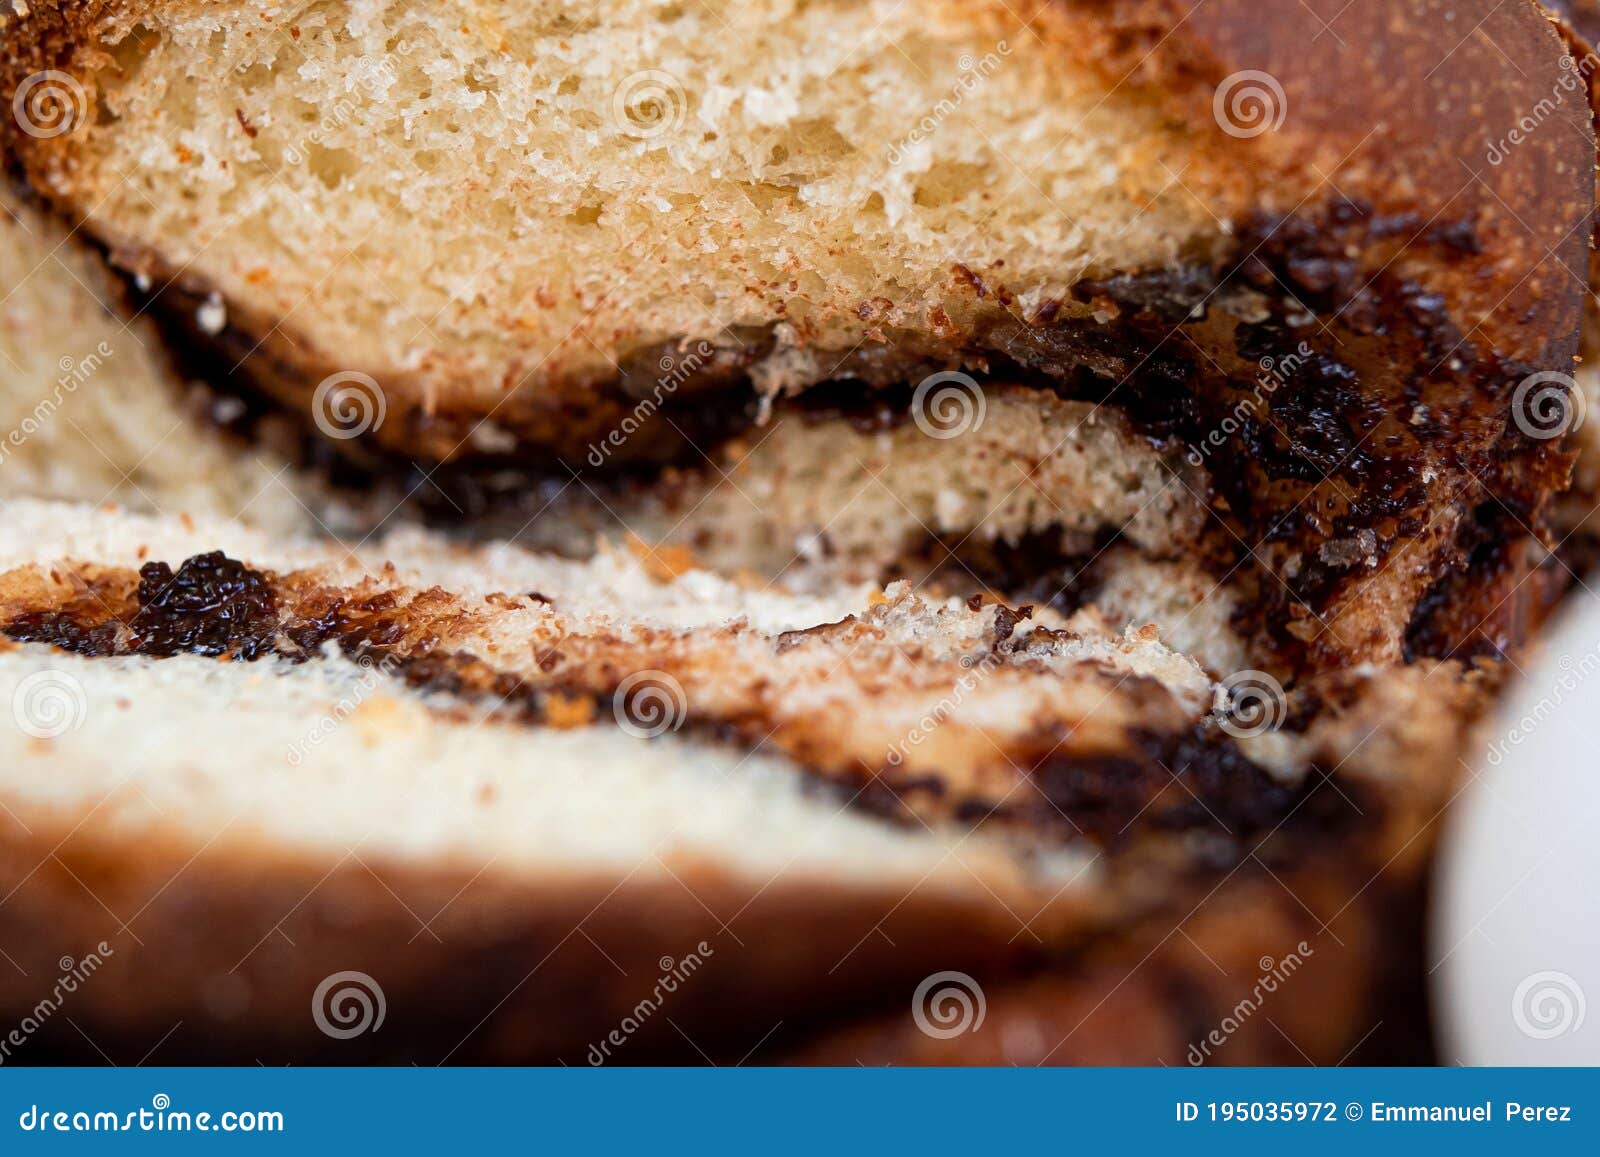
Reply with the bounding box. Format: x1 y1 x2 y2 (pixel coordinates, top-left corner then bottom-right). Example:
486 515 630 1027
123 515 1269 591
850 723 1364 857
1030 205 1558 666
2 551 1365 855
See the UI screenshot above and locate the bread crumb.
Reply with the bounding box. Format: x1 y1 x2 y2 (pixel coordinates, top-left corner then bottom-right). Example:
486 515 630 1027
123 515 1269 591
196 293 227 336
626 533 698 581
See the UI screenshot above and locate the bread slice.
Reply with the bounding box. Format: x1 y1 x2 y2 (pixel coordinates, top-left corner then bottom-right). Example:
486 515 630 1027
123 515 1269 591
0 0 1584 455
481 387 1208 568
6 0 1263 461
0 498 1487 1062
0 0 1588 1064
6 0 1585 673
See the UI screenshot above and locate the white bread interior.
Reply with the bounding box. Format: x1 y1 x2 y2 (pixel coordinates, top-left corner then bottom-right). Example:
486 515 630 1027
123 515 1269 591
0 645 1044 888
0 497 1493 1062
0 0 1582 1066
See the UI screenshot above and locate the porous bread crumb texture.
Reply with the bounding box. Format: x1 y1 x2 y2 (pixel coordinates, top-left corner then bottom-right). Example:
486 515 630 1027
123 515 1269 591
1083 547 1248 678
0 495 858 629
0 196 310 533
61 0 1217 409
517 388 1207 583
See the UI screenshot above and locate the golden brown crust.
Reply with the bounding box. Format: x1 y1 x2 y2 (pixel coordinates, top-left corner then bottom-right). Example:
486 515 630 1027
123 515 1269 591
0 793 1422 1064
1541 2 1600 257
